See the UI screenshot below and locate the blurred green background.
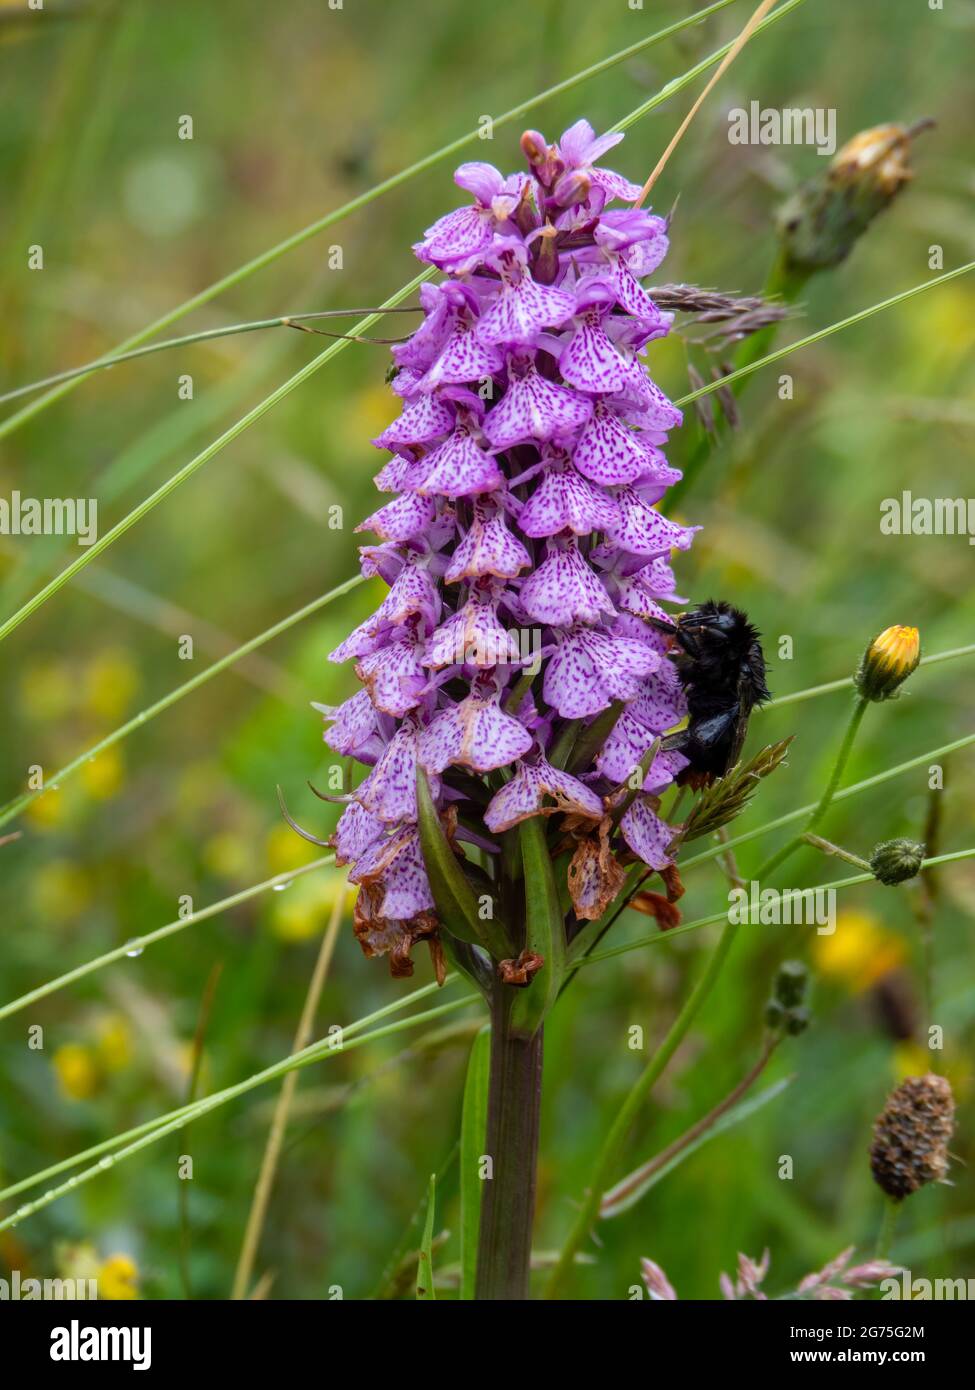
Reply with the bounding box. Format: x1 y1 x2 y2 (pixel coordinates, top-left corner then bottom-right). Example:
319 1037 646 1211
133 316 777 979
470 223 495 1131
1 0 972 1300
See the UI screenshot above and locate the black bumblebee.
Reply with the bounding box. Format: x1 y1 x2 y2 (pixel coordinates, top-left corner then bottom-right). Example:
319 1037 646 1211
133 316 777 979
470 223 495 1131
653 600 770 786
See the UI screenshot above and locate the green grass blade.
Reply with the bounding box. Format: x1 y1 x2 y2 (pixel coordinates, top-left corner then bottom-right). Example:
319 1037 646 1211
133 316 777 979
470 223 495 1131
0 993 482 1232
459 1024 491 1301
0 0 741 441
0 978 458 1206
612 0 807 135
0 855 334 1021
674 261 975 410
416 1174 438 1301
0 270 431 647
600 1077 793 1218
579 847 975 968
0 573 366 832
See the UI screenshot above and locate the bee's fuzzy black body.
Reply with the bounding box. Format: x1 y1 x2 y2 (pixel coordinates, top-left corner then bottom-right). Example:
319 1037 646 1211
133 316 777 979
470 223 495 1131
658 600 770 785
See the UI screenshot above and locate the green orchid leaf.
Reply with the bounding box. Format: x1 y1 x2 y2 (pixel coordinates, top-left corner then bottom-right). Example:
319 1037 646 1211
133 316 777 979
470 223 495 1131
459 1025 491 1301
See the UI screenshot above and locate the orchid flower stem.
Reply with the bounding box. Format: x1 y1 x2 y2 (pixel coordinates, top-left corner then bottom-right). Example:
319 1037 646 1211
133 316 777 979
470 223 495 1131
474 987 544 1300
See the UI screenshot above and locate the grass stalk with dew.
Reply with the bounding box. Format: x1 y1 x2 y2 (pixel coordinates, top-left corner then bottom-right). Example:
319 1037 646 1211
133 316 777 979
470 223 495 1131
0 975 471 1207
0 993 483 1235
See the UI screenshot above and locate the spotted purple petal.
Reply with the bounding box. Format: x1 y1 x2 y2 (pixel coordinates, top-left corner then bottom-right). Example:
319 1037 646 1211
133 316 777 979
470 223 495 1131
484 755 603 832
483 361 592 447
543 625 660 719
417 426 504 497
418 695 532 774
619 795 675 869
445 506 531 583
517 461 619 537
520 540 616 626
356 491 436 543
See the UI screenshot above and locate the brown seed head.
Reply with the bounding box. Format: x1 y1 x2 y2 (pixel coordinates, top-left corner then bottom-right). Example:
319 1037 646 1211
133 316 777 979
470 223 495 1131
870 1072 955 1201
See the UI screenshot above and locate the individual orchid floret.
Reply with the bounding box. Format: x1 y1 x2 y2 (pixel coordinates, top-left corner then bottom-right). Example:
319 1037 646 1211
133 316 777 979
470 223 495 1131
484 751 603 833
419 675 533 774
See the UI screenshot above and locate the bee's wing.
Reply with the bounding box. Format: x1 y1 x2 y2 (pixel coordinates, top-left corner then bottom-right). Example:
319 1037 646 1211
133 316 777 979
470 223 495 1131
725 672 756 769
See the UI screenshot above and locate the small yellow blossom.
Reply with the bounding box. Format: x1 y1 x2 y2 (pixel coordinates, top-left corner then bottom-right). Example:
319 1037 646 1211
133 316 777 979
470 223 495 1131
855 625 921 702
813 909 906 991
83 649 140 724
52 1043 99 1101
202 830 250 880
269 870 354 942
265 821 320 877
24 786 66 830
79 746 125 800
98 1253 140 1300
892 1041 931 1082
18 659 75 722
94 1013 133 1072
31 859 93 922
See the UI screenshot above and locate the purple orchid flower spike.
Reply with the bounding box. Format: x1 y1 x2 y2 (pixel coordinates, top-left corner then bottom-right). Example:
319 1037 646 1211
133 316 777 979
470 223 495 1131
301 121 700 997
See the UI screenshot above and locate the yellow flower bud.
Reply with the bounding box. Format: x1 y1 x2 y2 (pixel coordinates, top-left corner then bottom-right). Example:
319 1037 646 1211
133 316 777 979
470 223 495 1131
855 625 921 702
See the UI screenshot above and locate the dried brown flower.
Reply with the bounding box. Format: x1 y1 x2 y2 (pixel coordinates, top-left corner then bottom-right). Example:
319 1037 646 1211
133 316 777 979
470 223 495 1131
870 1073 955 1201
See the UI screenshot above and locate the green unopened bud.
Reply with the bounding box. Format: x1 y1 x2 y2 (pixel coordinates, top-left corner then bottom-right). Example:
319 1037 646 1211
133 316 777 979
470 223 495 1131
774 959 809 1009
764 998 786 1030
785 1006 811 1037
854 625 921 702
870 838 926 886
777 122 929 274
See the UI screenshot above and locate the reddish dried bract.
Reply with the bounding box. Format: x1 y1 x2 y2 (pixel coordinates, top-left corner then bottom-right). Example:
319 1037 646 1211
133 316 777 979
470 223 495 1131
630 891 682 931
567 819 625 921
353 883 443 982
498 951 545 987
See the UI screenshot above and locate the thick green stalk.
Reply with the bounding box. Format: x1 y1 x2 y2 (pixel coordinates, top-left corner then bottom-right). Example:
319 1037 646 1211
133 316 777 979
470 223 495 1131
475 989 544 1300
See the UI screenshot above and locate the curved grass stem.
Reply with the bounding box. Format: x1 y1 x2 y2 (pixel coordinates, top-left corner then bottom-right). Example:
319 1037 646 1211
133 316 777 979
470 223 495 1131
0 992 482 1234
0 976 457 1207
230 893 345 1300
0 0 743 442
0 856 335 1022
0 272 430 648
0 572 367 833
579 848 975 967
